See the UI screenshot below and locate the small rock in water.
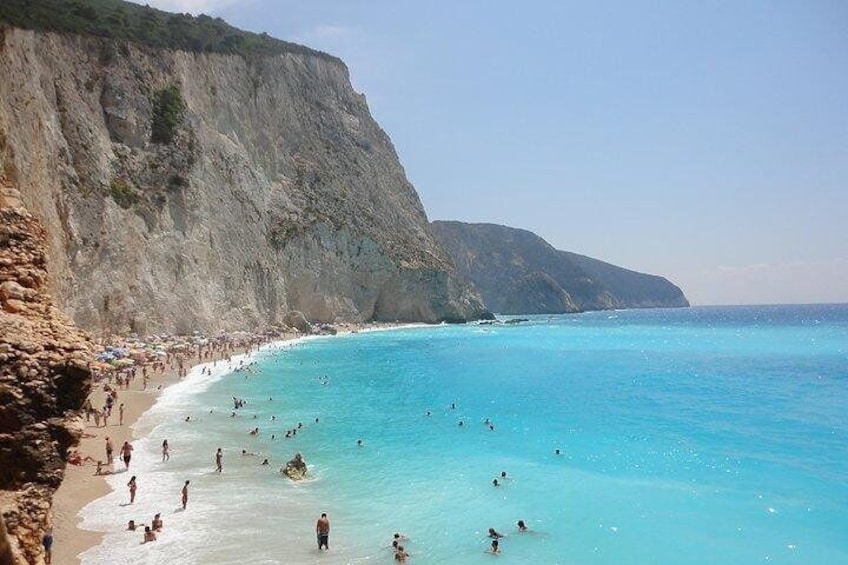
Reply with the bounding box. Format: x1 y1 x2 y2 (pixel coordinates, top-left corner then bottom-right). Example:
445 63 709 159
282 452 307 480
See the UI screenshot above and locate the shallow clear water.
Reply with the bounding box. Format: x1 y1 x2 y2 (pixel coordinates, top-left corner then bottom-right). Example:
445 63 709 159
80 305 848 564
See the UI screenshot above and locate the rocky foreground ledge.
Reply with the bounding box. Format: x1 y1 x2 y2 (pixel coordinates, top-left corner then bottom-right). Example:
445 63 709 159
0 182 94 565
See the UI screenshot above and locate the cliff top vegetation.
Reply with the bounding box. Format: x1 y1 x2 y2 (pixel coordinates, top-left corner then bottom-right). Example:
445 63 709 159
0 0 341 63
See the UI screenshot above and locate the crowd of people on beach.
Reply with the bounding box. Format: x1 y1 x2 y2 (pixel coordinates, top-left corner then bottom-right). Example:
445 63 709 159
60 330 276 550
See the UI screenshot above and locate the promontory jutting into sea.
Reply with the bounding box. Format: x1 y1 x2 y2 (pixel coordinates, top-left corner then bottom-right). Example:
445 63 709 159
0 2 844 565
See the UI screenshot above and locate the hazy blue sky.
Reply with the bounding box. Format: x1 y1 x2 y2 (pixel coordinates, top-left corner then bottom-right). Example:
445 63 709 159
139 0 847 306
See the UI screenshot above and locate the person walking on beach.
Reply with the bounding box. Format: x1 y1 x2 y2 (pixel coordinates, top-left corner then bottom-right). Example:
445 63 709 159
121 440 133 469
316 513 330 550
162 439 170 461
42 527 53 564
105 437 114 465
181 480 190 510
215 448 223 473
119 403 125 426
127 475 137 504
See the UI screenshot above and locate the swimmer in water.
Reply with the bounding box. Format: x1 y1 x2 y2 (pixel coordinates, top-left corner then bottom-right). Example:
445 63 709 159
488 527 504 539
487 539 500 554
517 520 528 532
394 545 410 562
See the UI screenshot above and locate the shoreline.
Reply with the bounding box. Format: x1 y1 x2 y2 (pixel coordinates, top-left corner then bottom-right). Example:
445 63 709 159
50 322 410 565
50 330 301 565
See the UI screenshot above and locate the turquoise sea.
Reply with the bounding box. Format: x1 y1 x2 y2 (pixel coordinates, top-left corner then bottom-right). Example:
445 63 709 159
80 305 848 564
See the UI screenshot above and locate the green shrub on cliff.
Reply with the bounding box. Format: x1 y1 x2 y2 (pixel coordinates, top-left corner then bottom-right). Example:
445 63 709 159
109 177 137 208
151 85 186 144
0 0 340 63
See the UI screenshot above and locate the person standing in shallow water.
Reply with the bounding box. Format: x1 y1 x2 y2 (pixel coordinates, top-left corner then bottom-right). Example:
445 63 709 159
316 513 330 550
181 480 190 509
215 448 223 473
162 439 170 461
127 476 137 504
487 539 500 554
120 440 133 469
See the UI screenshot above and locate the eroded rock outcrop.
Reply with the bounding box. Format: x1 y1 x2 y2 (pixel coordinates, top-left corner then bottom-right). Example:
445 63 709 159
0 180 93 565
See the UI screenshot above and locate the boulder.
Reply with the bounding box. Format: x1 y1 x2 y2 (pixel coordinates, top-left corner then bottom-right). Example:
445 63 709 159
283 311 312 334
282 452 307 481
0 281 27 302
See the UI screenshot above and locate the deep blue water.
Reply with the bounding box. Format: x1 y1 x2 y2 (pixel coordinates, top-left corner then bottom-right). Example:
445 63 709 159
82 305 848 564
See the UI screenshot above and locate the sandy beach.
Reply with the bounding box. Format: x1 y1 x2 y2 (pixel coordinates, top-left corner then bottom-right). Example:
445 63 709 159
49 335 290 565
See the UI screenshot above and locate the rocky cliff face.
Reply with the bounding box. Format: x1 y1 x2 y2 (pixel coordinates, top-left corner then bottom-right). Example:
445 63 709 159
0 179 93 565
0 25 484 334
430 221 689 314
559 250 691 309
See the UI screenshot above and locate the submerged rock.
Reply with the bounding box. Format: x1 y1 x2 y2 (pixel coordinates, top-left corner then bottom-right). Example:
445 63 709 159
282 452 307 481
